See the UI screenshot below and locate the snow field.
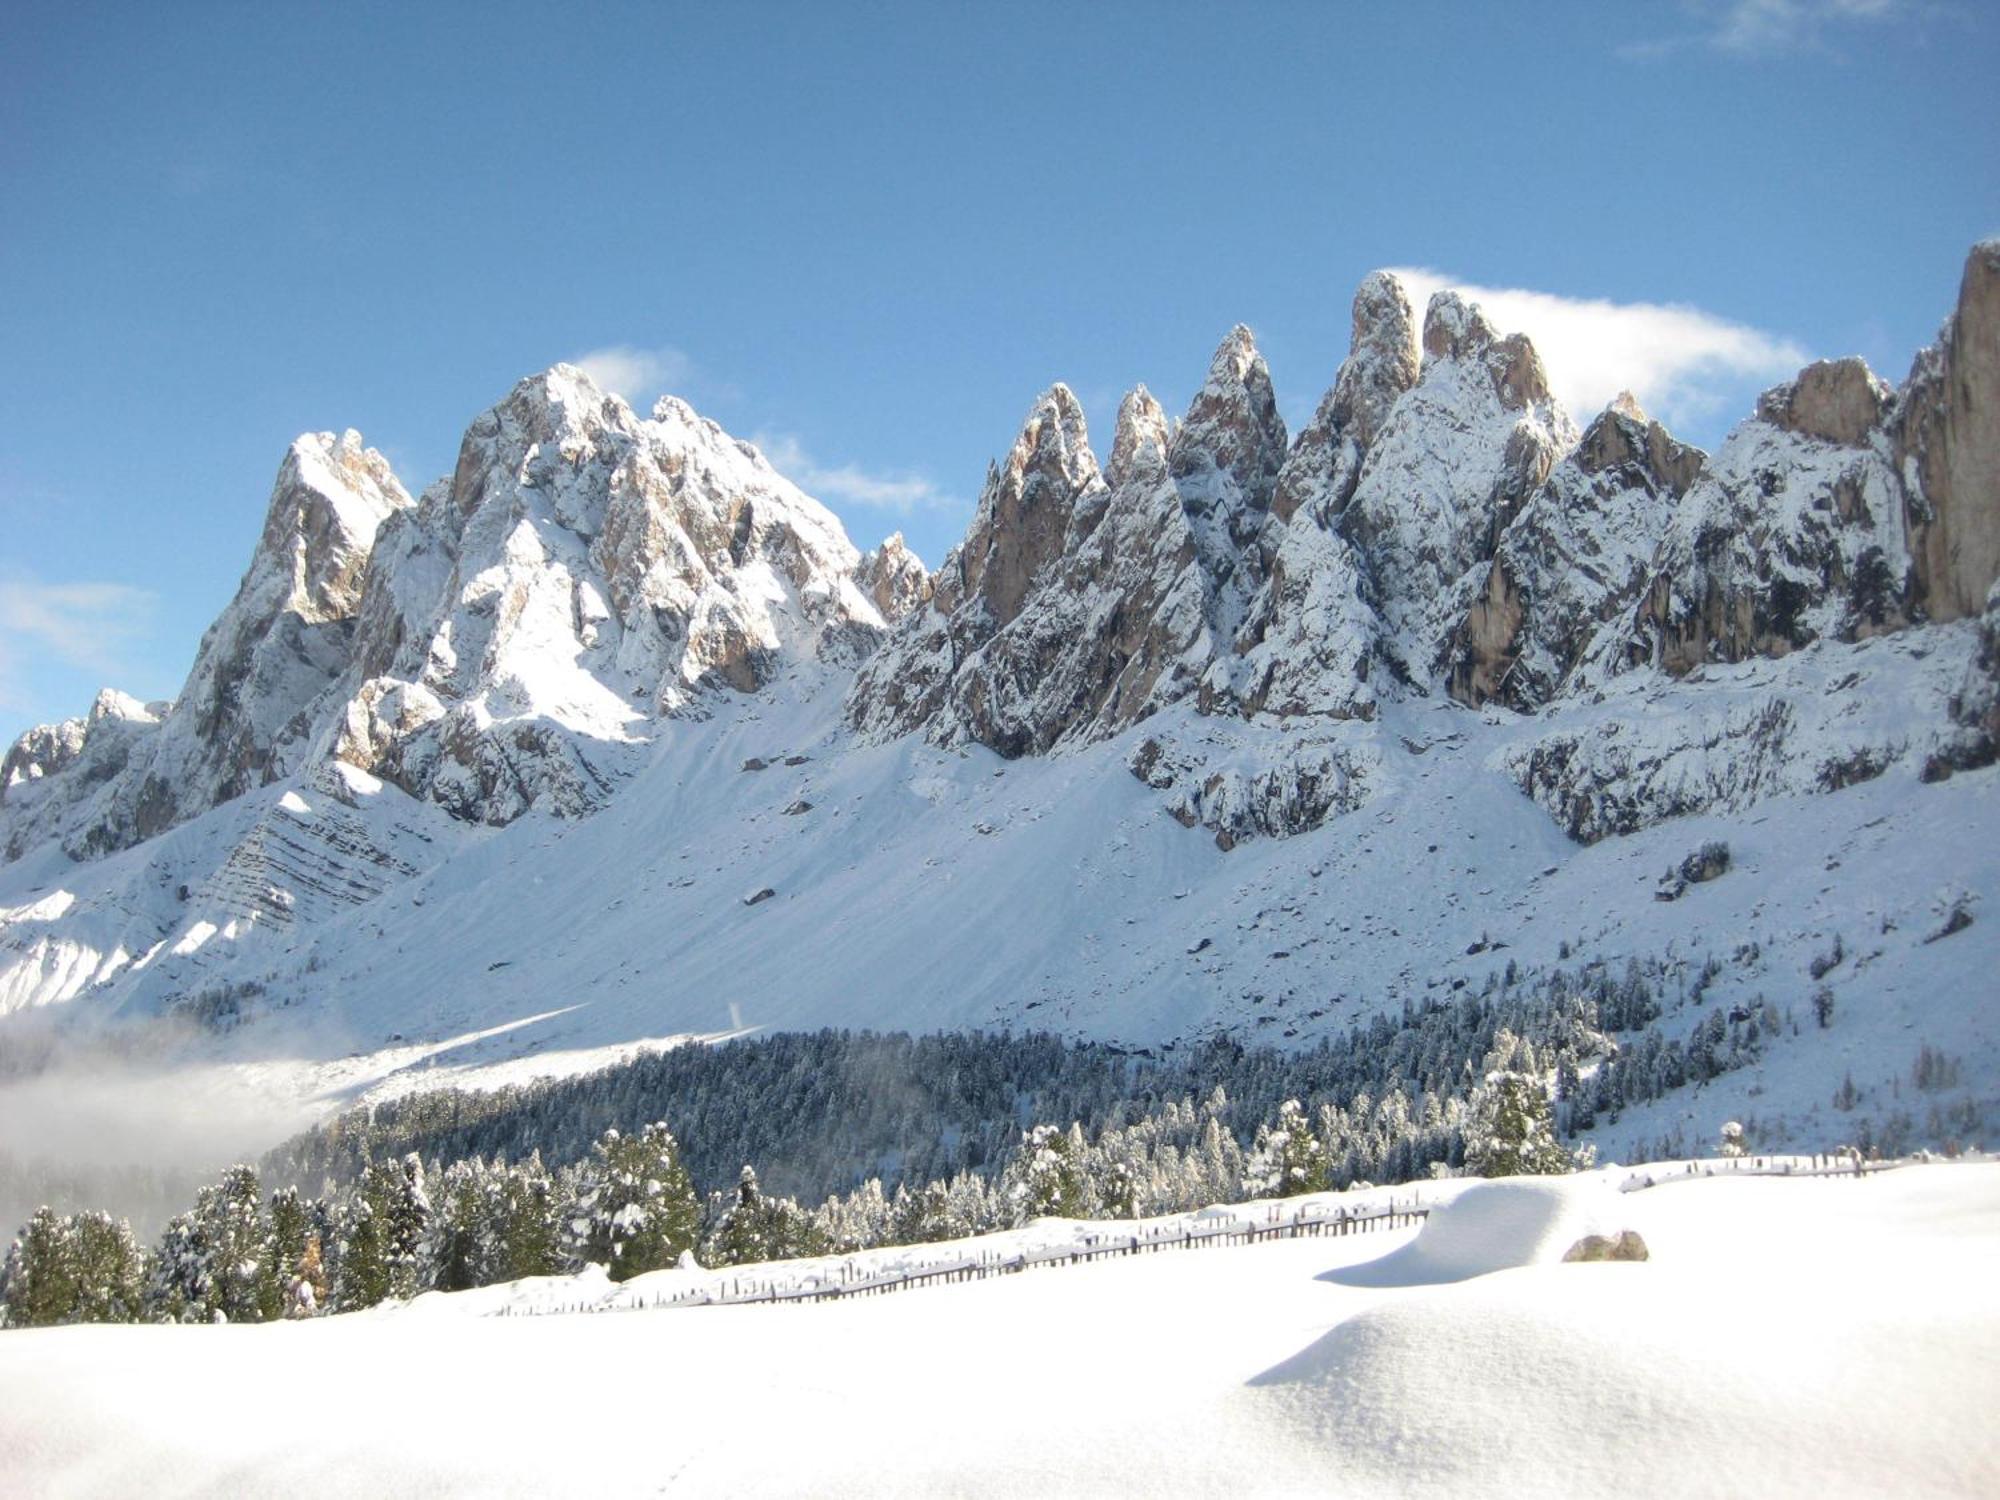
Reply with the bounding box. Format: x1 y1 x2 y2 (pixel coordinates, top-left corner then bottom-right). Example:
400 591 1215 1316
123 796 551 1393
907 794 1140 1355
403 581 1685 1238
2 1163 1995 1498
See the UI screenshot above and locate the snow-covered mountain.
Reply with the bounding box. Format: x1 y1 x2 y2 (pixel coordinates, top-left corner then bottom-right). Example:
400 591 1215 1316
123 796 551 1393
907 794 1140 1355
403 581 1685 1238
2 243 1996 1156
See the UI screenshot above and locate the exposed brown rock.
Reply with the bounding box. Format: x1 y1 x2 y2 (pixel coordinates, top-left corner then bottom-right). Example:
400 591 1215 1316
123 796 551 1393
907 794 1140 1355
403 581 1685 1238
1898 241 2000 622
1756 357 1891 447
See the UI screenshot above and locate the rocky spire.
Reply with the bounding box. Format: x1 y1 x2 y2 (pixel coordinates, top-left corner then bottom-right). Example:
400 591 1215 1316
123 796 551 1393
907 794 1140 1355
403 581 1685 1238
945 384 1100 629
1896 239 2000 622
1108 386 1171 489
1574 393 1705 497
1169 325 1288 523
1271 270 1420 525
854 533 932 624
1757 357 1892 448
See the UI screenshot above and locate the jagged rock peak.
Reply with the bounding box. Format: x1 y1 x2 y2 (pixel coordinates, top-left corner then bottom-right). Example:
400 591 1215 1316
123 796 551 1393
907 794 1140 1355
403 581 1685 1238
1108 385 1171 488
1170 325 1288 514
260 430 412 623
1421 290 1555 413
948 384 1101 629
1337 272 1423 448
1421 289 1499 362
448 363 639 535
1756 357 1892 448
1576 394 1705 497
855 533 932 624
1268 272 1421 527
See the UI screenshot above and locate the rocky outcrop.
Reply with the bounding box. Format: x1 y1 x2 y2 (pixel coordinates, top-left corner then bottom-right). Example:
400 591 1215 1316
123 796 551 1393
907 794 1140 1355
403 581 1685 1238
1607 358 1913 679
1169 326 1290 646
1895 240 2000 623
1129 730 1372 847
2 716 90 793
1757 357 1890 447
1332 290 1578 682
1440 394 1703 710
848 331 1292 756
854 534 932 624
1226 275 1421 722
333 367 896 823
0 693 164 861
3 433 411 861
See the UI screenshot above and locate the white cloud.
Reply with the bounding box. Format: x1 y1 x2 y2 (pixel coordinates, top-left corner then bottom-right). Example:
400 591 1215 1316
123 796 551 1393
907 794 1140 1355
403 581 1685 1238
1383 268 1810 433
1618 0 1910 60
751 431 967 517
570 344 695 403
0 578 157 713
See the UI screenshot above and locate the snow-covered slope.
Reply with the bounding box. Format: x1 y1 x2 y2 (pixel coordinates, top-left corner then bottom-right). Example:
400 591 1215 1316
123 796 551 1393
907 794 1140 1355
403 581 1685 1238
3 1164 1994 1497
2 245 1997 1169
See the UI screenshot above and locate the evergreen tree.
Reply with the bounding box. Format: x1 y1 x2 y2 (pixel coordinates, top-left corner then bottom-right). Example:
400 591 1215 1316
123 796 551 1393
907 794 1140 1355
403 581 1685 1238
147 1207 215 1323
262 1187 313 1321
198 1165 268 1323
493 1154 563 1281
1464 1072 1577 1177
67 1211 146 1324
428 1159 496 1293
1003 1124 1087 1223
1246 1099 1327 1197
1 1207 77 1327
562 1123 700 1281
379 1154 432 1300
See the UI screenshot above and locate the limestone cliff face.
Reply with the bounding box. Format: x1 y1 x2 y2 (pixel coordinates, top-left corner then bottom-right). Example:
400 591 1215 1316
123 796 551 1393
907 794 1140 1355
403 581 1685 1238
1896 240 2000 624
1440 394 1703 711
1605 357 1913 680
1331 290 1579 684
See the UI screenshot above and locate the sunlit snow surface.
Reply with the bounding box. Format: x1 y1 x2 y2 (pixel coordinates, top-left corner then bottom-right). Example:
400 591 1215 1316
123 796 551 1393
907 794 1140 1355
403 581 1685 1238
2 1164 1995 1497
0 621 1993 1162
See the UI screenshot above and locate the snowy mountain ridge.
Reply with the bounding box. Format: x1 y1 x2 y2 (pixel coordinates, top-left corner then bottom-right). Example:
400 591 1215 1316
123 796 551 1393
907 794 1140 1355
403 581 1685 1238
1 244 1996 1157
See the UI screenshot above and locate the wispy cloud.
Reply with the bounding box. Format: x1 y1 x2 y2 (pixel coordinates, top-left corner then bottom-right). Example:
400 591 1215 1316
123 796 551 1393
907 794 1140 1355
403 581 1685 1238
1617 0 1911 60
0 578 158 714
751 431 967 517
569 344 695 404
1385 268 1810 434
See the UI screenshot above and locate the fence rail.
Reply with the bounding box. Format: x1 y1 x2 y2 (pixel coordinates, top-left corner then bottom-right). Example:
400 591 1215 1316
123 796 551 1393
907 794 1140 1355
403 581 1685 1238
500 1198 1430 1318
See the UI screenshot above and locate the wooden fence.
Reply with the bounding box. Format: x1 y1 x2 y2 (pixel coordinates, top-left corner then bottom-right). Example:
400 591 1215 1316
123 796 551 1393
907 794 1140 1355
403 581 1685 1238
499 1196 1430 1318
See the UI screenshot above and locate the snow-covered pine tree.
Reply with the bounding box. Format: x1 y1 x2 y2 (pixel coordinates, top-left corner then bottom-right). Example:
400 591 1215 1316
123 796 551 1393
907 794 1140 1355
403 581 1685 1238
333 1195 388 1312
147 1206 215 1323
1003 1124 1088 1224
427 1158 497 1292
702 1165 828 1267
262 1186 312 1320
1246 1099 1327 1197
380 1154 432 1300
562 1123 700 1281
334 1155 426 1310
0 1206 77 1327
197 1165 268 1323
493 1153 563 1281
1464 1071 1577 1177
66 1211 145 1324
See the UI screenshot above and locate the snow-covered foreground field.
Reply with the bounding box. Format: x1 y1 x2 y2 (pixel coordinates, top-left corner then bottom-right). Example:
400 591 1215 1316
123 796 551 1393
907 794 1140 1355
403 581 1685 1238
4 1164 1997 1498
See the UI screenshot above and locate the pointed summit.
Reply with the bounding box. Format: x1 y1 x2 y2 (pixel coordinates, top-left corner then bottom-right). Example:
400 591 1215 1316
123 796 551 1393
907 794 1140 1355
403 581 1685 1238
1271 272 1421 525
1171 326 1288 515
1108 385 1171 488
945 384 1101 631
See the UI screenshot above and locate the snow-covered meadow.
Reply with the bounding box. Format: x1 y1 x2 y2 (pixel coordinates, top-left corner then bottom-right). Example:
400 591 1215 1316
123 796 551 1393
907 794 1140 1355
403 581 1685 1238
4 1162 1995 1498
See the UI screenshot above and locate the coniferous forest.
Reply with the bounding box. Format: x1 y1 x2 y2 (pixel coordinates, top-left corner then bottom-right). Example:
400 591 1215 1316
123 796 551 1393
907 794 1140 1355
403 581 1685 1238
2 952 1968 1328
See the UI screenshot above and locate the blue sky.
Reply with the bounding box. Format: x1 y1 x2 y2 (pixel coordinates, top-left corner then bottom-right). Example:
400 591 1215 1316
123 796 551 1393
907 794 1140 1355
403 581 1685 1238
1 0 1994 746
